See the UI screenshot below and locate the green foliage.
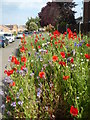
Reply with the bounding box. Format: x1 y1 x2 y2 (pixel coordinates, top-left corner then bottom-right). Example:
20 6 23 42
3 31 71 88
26 17 40 31
3 31 89 119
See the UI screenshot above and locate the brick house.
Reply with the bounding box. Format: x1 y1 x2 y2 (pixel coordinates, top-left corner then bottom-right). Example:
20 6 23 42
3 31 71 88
83 1 90 23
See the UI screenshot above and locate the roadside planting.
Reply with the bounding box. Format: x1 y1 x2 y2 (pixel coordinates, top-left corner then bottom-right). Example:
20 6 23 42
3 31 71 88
2 29 89 119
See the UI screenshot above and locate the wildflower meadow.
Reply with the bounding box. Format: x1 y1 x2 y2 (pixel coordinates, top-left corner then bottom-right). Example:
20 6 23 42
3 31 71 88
1 29 90 119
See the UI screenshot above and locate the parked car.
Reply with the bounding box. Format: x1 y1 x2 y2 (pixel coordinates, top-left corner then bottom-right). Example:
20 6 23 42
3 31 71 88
0 35 9 48
23 31 29 36
3 33 15 43
16 32 23 39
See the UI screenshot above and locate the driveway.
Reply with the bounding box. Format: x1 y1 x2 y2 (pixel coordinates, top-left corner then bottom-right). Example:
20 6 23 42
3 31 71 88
0 39 20 119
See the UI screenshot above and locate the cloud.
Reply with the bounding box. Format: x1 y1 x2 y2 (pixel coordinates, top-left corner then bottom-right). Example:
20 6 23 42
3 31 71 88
3 0 51 10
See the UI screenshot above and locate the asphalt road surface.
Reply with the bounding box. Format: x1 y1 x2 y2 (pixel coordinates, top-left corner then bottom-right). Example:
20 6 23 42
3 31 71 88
0 39 20 119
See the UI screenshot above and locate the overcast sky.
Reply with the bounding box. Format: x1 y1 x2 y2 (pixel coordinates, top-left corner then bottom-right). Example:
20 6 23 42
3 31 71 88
0 0 83 25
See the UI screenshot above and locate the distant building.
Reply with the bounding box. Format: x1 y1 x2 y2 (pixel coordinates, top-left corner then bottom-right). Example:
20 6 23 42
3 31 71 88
0 25 11 33
0 24 27 34
18 25 27 32
83 1 90 23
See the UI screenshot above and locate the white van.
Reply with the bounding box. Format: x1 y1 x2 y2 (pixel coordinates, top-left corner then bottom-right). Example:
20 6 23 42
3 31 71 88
3 33 15 43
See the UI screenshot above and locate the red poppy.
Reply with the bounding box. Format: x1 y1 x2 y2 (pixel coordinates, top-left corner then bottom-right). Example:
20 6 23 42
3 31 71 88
49 33 51 36
51 43 52 46
20 46 26 52
59 61 66 66
14 59 20 65
4 70 7 74
63 76 69 80
70 106 78 116
38 46 41 49
51 37 53 41
78 38 80 41
60 44 63 48
70 58 74 63
53 30 60 36
85 54 90 59
6 70 14 76
42 38 45 40
64 32 67 35
86 43 90 47
67 53 71 57
39 72 45 78
39 34 41 37
23 33 25 37
12 67 17 71
6 96 11 102
58 40 61 43
55 41 58 45
67 28 71 33
21 56 27 63
60 52 65 58
9 81 15 87
35 39 38 43
52 55 58 62
21 64 26 70
11 56 16 62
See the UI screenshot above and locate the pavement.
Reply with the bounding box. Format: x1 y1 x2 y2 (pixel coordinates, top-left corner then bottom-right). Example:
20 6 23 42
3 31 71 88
0 39 20 119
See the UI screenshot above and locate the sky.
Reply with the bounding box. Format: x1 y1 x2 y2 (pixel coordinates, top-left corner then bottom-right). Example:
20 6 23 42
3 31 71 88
0 0 83 25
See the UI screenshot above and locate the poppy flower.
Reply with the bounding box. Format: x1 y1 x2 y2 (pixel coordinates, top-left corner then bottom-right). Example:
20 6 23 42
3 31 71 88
53 30 60 36
21 64 26 70
70 58 74 63
52 55 58 62
55 41 58 45
20 46 26 52
4 70 7 74
35 39 38 43
39 72 45 78
38 46 41 49
11 56 16 62
60 52 65 58
86 43 90 47
63 76 69 80
67 53 71 57
6 70 14 76
9 81 15 87
51 37 53 41
85 54 90 59
6 96 11 102
70 106 78 116
23 33 25 37
67 28 71 33
59 61 66 66
14 59 20 65
42 38 45 40
21 56 27 63
12 67 17 71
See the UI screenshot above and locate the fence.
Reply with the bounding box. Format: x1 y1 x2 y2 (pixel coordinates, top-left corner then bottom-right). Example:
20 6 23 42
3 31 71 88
58 23 90 34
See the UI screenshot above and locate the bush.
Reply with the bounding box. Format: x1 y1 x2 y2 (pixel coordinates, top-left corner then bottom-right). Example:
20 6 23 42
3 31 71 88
29 22 38 31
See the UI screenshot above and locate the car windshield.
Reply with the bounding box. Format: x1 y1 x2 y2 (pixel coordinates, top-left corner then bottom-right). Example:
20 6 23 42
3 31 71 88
4 34 12 36
18 32 23 34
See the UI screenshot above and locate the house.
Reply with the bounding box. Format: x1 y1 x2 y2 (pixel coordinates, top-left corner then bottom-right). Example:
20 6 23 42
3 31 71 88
5 24 18 34
0 25 11 33
18 25 27 32
83 1 90 23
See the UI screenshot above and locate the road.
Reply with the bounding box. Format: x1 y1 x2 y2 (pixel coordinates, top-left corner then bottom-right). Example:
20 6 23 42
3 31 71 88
0 39 20 119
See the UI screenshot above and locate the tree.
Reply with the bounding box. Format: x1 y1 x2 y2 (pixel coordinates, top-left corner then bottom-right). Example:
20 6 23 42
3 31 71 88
29 22 38 31
26 17 40 31
38 1 77 27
